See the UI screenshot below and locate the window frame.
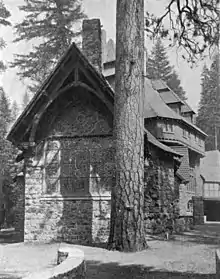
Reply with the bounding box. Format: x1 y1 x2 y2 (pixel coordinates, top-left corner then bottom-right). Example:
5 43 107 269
163 121 174 133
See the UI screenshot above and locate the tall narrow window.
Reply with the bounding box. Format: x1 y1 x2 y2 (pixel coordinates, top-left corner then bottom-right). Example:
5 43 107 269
44 140 61 194
187 200 193 213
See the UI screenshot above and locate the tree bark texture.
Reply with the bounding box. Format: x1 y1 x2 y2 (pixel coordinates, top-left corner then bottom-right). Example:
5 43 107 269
108 0 147 251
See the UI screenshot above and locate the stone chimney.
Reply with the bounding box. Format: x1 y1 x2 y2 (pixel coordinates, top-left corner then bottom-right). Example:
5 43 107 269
102 29 107 64
82 19 102 72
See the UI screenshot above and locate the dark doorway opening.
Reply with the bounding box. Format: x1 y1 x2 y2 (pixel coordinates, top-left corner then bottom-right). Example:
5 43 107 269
204 200 220 222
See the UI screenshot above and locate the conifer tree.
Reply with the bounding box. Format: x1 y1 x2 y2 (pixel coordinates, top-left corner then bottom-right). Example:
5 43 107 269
197 55 220 151
0 1 11 73
167 70 187 101
21 91 30 110
146 38 173 81
146 38 187 100
11 0 86 93
0 89 18 228
0 88 14 176
0 87 11 137
11 100 20 123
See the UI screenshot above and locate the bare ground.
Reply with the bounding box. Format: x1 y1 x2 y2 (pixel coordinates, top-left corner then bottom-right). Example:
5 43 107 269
0 224 219 279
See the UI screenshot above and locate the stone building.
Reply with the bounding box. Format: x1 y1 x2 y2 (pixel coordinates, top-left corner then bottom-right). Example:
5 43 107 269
7 18 205 243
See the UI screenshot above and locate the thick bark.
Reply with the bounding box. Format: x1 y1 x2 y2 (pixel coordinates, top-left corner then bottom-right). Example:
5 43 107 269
108 0 147 251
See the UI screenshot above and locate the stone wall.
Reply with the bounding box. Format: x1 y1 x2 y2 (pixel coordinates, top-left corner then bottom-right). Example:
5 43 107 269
23 245 85 279
173 146 204 229
12 174 25 241
25 196 110 243
24 141 112 243
144 147 178 234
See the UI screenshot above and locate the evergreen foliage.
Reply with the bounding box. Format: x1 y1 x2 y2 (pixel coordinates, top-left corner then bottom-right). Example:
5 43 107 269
0 89 19 228
167 70 187 101
146 39 173 81
196 54 220 151
11 0 86 93
0 88 15 181
0 87 12 137
0 1 11 73
21 91 30 110
146 38 187 101
11 100 20 123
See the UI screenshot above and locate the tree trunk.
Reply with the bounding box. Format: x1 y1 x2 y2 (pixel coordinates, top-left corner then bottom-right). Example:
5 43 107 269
108 0 147 252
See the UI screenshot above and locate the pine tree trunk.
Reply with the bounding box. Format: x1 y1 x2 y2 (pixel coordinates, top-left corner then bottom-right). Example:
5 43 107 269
108 0 147 252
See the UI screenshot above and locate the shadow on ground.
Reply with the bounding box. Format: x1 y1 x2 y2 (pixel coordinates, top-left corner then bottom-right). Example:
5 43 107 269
146 224 220 246
173 224 220 245
175 233 220 245
87 261 215 279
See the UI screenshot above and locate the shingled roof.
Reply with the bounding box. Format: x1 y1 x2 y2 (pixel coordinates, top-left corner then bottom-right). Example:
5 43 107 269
181 103 196 114
145 129 182 158
200 150 220 183
151 79 185 105
144 79 181 120
144 79 207 137
151 79 195 114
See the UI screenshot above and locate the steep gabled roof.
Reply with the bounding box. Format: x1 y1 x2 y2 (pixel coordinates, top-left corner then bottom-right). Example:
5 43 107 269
200 150 220 182
144 79 207 137
144 79 181 120
7 42 114 145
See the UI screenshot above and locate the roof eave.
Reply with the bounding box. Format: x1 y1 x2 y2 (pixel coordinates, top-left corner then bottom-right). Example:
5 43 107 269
7 43 114 145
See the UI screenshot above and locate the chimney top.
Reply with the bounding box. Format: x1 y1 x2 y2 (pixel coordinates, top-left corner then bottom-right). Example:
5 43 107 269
82 19 102 72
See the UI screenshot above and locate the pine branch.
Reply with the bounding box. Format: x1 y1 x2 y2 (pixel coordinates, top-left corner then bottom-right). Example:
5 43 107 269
145 0 219 63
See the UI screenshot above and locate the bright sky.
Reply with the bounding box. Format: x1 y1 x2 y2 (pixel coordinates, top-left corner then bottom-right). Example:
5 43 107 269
0 0 209 111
